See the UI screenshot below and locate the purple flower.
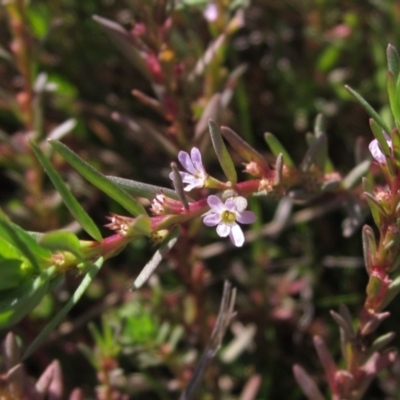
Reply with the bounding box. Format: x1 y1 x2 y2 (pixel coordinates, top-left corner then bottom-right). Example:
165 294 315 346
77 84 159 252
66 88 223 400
170 147 207 191
369 138 392 164
203 195 257 247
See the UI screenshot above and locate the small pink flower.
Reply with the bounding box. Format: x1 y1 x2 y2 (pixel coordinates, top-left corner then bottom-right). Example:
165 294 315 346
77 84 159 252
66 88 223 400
203 195 256 247
170 147 208 191
369 137 392 164
204 3 219 22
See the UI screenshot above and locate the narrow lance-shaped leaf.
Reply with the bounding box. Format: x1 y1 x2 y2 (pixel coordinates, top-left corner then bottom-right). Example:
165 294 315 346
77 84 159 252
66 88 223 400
220 126 269 171
209 120 237 184
264 132 295 167
23 257 104 359
50 140 147 217
195 94 221 140
112 113 178 157
369 119 391 157
39 232 83 260
32 73 47 140
0 267 58 329
362 177 382 227
391 127 400 168
361 311 390 336
330 309 354 367
170 162 189 211
0 214 51 272
92 15 152 82
345 85 391 134
189 34 226 81
313 336 337 393
362 225 377 275
107 175 193 202
313 114 331 171
314 114 325 138
387 71 400 129
31 142 102 241
364 192 386 217
369 332 396 355
300 134 327 172
292 365 325 400
133 226 180 289
381 275 400 309
180 281 236 400
274 153 283 185
387 44 400 77
342 160 371 189
46 118 77 142
330 309 355 341
0 45 12 63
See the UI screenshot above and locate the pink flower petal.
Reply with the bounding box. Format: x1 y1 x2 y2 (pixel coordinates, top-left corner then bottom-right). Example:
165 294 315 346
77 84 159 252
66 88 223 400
203 213 221 226
368 138 391 164
217 223 230 237
229 224 244 247
225 198 237 211
237 210 257 224
190 147 204 173
204 3 218 22
178 151 197 175
234 196 248 212
207 195 225 211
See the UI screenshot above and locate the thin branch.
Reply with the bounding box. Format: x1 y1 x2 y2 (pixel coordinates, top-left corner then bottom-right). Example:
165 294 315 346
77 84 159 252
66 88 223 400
179 281 237 400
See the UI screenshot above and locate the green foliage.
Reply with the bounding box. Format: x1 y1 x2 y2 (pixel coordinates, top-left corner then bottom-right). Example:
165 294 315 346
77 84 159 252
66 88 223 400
49 140 147 217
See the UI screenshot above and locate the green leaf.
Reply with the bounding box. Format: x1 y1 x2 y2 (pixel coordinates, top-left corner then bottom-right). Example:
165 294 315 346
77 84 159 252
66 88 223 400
0 45 12 63
39 232 83 260
129 215 152 237
391 128 400 168
362 178 382 227
313 114 330 171
194 93 221 140
274 153 283 185
0 267 58 329
342 160 371 189
92 16 152 82
106 176 190 202
369 119 391 156
369 332 395 355
49 140 147 217
300 135 327 172
23 257 104 359
0 214 51 272
112 113 179 157
387 72 400 126
46 118 77 141
220 126 269 170
133 226 180 289
0 259 24 291
345 85 391 133
362 225 376 275
0 236 24 260
264 132 294 167
382 276 400 309
209 120 237 184
387 44 400 77
170 163 189 211
31 142 102 241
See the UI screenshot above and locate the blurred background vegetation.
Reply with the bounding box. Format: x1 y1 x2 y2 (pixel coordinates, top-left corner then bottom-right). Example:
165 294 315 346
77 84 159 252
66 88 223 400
1 0 400 398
